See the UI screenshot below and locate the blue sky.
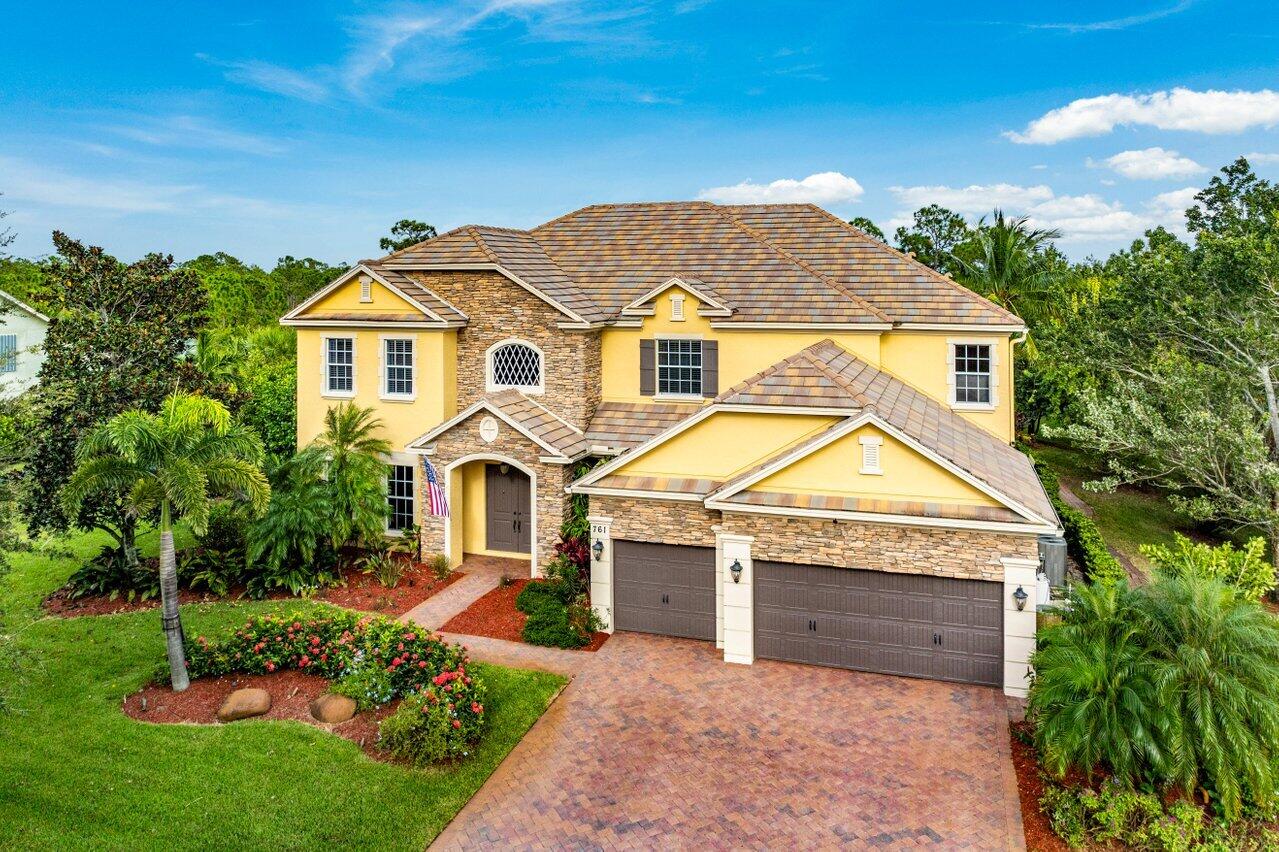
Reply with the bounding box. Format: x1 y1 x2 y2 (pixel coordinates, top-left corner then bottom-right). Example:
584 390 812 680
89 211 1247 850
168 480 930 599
3 0 1278 266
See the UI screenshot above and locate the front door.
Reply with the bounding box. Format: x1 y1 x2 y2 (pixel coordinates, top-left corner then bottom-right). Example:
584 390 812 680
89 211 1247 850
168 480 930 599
485 463 531 554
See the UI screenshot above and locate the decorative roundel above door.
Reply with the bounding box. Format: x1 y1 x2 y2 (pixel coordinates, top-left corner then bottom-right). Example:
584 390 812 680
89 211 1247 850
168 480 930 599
479 415 499 443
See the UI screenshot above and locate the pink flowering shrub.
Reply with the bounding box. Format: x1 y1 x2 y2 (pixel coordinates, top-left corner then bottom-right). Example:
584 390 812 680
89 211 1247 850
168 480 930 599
186 609 487 760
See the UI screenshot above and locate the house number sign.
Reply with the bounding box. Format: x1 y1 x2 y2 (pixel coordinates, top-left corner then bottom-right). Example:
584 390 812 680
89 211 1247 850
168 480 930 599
479 416 499 443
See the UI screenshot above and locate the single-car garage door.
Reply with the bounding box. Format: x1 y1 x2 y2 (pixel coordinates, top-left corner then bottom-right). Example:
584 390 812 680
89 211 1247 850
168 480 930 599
613 540 716 641
754 561 1002 686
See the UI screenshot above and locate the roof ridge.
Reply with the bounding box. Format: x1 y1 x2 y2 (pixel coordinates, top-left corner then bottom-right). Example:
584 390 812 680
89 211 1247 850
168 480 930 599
711 206 892 324
521 392 586 436
803 204 1024 326
464 226 503 265
374 223 483 264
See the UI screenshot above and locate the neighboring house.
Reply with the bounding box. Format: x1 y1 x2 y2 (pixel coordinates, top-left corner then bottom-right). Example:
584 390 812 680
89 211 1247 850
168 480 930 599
0 289 49 398
282 202 1059 697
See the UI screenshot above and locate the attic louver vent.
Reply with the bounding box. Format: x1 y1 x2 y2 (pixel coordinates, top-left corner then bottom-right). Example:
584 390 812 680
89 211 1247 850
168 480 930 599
859 436 882 475
360 278 372 303
670 294 685 321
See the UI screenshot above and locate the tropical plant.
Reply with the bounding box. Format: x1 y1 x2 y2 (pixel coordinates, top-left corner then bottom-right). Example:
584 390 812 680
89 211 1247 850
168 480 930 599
247 456 338 596
65 544 154 601
61 393 269 691
424 551 451 581
1137 573 1279 819
298 403 391 552
1141 534 1274 601
1028 580 1163 784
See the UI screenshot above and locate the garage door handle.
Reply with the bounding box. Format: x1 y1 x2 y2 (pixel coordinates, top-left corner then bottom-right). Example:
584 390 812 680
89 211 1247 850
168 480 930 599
808 619 816 632
933 632 942 646
661 594 669 605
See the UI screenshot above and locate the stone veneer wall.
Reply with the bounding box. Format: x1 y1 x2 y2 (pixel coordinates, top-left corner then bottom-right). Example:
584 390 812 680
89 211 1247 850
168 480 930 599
406 270 602 431
591 496 1038 582
419 408 573 571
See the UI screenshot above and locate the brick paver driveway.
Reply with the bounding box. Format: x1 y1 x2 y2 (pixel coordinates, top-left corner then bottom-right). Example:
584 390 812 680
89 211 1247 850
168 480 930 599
435 632 1023 850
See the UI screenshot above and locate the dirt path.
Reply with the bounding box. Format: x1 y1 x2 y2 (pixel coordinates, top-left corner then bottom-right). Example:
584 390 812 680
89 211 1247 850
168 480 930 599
1055 478 1145 585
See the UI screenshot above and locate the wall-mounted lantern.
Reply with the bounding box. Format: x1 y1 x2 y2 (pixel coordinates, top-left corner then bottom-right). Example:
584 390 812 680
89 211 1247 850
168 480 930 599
729 558 744 584
592 539 605 562
1013 585 1029 611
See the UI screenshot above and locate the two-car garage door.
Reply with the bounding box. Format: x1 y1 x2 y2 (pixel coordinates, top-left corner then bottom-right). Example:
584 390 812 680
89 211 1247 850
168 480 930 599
611 540 1002 687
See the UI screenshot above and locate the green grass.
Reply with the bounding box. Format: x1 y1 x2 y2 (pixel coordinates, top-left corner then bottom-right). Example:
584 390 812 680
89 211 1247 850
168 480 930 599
1031 443 1229 574
0 529 566 851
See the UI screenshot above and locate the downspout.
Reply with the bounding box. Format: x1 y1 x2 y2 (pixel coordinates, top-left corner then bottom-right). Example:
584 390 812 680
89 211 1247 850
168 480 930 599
1010 329 1028 443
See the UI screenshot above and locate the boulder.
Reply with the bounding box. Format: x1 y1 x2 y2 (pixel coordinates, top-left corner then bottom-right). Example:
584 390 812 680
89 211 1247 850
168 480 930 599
309 693 357 724
217 687 271 722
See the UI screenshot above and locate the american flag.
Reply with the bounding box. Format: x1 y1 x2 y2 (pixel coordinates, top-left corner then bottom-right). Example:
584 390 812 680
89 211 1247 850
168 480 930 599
423 458 449 517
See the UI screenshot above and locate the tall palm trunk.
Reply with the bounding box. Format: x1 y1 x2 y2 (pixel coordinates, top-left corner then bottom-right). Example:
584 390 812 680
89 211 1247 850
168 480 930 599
158 501 189 691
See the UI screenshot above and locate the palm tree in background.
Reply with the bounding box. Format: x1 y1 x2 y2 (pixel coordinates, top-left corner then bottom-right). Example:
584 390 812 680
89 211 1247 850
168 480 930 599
63 393 269 691
956 211 1066 355
298 402 392 553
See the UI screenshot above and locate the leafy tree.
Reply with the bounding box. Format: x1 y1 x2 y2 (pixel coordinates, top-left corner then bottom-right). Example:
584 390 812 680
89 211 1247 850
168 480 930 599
270 255 344 310
61 393 269 690
298 403 391 551
847 216 885 241
0 193 13 257
379 219 437 252
893 204 976 276
1141 534 1273 601
21 233 211 557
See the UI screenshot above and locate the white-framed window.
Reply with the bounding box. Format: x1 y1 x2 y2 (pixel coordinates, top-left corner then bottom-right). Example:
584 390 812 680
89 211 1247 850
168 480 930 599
0 335 16 374
323 336 355 396
669 293 685 321
487 339 544 394
657 337 702 396
948 341 996 409
381 336 415 400
387 463 415 532
859 435 883 475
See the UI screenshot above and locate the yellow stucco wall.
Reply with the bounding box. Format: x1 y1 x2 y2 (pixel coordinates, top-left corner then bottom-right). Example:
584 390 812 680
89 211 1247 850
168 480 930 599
613 410 841 482
309 274 421 315
752 424 1000 507
598 284 1016 442
459 460 528 559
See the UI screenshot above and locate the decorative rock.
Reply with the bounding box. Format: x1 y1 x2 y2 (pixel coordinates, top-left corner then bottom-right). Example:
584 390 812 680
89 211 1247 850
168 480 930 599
217 688 271 722
309 693 357 724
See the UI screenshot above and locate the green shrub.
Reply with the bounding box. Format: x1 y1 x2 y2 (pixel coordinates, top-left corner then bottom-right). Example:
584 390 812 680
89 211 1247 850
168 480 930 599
378 681 488 766
1041 779 1204 851
247 457 340 596
516 580 601 649
359 540 406 589
424 552 451 581
66 544 155 601
1141 534 1274 601
515 579 566 613
1033 457 1126 584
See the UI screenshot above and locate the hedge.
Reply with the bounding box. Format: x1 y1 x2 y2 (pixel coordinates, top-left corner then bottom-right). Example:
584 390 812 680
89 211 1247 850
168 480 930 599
1032 457 1127 585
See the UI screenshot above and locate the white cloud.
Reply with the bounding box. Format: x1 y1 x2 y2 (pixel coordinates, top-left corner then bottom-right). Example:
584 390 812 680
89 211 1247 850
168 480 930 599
1097 147 1206 179
1026 0 1196 32
107 115 288 156
1006 87 1279 144
212 58 331 103
698 171 864 205
887 181 1199 243
887 183 1053 215
1246 152 1279 164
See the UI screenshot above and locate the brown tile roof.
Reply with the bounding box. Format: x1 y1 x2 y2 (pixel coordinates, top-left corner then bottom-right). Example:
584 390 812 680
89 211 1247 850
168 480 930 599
485 389 590 459
589 474 720 496
377 202 1020 327
715 340 1056 522
365 264 467 324
585 401 704 451
722 489 1027 524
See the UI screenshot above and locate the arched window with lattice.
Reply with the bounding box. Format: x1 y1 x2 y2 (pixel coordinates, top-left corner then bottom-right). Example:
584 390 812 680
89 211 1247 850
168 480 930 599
486 339 544 394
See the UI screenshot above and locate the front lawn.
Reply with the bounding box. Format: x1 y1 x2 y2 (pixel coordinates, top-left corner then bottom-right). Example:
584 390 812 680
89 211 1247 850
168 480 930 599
0 532 565 851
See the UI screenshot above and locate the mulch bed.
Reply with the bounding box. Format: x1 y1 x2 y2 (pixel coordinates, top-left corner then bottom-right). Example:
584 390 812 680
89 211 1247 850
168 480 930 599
44 562 463 619
1010 719 1069 852
122 671 397 760
441 578 609 652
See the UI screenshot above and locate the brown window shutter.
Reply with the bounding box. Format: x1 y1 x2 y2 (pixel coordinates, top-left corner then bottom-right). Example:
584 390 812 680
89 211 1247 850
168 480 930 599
702 340 718 397
639 339 655 396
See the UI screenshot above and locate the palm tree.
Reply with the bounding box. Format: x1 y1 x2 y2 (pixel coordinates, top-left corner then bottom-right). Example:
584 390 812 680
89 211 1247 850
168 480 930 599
298 403 391 552
955 211 1066 354
62 393 269 691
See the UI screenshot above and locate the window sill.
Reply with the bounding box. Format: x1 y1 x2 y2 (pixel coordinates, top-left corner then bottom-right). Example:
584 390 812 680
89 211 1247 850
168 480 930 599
379 394 417 403
321 390 356 400
859 468 883 476
655 393 705 402
950 402 997 412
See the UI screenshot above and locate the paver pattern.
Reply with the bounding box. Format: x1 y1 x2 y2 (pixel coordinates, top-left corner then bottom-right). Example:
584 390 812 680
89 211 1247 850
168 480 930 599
434 632 1023 850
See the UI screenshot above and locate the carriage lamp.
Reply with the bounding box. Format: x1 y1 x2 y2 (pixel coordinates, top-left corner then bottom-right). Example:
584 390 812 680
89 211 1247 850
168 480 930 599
729 559 744 584
499 462 511 475
592 539 605 562
1013 585 1029 611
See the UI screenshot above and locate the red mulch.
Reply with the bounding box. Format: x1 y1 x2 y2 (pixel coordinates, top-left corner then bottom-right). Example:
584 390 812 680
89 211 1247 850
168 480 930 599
122 671 398 760
43 562 462 619
1010 720 1069 852
441 578 609 652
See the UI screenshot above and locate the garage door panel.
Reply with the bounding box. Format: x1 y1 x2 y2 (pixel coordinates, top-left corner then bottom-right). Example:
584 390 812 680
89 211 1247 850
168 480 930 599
755 560 1003 687
613 541 716 642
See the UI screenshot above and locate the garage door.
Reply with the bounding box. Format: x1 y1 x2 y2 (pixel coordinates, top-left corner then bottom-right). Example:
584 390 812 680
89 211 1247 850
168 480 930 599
613 540 716 641
754 561 1002 686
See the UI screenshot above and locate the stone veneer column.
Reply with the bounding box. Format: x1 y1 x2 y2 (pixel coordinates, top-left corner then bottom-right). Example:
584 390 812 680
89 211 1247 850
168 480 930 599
586 514 614 633
719 531 754 665
1001 556 1040 698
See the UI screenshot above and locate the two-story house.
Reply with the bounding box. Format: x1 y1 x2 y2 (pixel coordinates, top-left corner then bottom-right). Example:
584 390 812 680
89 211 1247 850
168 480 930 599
282 202 1058 697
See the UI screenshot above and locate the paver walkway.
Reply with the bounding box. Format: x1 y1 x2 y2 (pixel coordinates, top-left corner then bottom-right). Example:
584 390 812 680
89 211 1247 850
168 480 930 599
401 554 592 677
433 632 1024 851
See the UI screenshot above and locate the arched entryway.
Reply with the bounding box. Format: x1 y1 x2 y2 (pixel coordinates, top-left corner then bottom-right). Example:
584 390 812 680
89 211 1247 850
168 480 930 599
443 453 538 575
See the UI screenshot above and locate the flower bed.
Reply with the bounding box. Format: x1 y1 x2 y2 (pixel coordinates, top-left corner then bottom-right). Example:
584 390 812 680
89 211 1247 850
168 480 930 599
187 610 486 760
440 579 609 652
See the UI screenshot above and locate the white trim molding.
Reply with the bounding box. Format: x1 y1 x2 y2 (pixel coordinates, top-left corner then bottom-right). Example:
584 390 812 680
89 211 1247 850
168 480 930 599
947 337 999 411
587 515 615 633
858 434 883 475
320 333 356 399
443 453 539 576
378 333 417 402
407 396 579 462
376 261 593 327
281 264 453 327
619 277 733 318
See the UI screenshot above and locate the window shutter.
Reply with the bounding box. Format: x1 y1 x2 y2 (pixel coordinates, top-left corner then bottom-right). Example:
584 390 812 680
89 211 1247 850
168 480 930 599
701 339 718 398
639 339 655 396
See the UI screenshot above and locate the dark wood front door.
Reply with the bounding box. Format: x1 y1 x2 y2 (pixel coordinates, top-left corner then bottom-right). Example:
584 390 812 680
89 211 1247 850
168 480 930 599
485 463 531 554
